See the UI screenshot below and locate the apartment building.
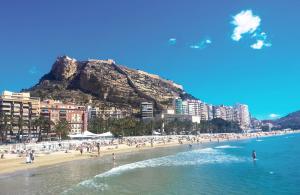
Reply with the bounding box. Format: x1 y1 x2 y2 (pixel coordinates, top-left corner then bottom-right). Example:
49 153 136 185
40 100 87 134
87 106 131 120
0 91 40 136
234 103 251 129
141 102 154 119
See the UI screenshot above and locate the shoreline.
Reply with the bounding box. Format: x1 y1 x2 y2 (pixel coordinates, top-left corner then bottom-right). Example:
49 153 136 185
0 130 299 175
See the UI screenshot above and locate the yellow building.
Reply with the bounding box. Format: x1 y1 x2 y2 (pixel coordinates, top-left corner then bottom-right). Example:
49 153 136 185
0 91 40 139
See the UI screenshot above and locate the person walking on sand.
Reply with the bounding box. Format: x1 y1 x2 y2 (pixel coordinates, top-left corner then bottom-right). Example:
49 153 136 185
97 143 100 156
112 153 116 161
30 150 34 163
80 146 83 155
26 153 31 164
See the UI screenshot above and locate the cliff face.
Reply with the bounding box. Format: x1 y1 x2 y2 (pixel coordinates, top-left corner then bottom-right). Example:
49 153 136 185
26 56 193 113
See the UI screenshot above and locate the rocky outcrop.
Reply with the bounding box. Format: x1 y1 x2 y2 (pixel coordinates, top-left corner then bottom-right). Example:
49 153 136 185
51 56 79 80
25 56 195 113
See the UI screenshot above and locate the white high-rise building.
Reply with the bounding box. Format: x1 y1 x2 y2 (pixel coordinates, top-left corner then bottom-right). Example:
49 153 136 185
234 104 251 129
207 104 214 120
187 100 201 116
200 102 208 121
182 101 188 115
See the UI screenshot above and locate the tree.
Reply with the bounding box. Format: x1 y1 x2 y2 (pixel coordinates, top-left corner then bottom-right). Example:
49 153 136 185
27 116 33 142
209 118 242 133
17 116 24 143
54 119 71 140
88 116 105 134
33 117 43 142
34 116 54 142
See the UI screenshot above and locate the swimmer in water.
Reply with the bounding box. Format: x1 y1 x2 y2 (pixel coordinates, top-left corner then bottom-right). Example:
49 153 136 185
252 150 256 160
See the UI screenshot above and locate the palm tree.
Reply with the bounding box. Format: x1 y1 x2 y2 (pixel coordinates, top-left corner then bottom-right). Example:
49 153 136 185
27 117 33 142
35 116 46 142
37 117 45 142
32 117 41 139
44 118 55 138
17 116 24 143
3 114 10 143
55 119 71 140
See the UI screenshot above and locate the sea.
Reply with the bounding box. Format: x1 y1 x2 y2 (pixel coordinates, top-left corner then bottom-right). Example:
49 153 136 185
1 133 300 195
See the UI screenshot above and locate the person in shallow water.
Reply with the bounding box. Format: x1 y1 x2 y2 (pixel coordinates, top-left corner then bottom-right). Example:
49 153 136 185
112 153 116 161
252 150 257 160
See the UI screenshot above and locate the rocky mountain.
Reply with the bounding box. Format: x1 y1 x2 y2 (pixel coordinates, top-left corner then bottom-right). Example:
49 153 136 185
24 56 195 114
273 111 300 129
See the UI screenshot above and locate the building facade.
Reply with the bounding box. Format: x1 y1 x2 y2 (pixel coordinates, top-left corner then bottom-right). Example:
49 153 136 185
234 103 251 129
40 100 88 134
141 102 154 119
0 91 40 138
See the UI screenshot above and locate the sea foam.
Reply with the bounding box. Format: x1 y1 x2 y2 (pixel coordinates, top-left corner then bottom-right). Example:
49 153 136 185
66 147 247 193
215 145 241 149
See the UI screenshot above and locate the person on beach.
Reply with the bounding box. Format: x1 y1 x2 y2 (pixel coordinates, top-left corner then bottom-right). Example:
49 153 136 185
26 153 31 164
30 151 34 162
112 153 116 161
80 147 83 155
97 143 100 156
252 150 257 160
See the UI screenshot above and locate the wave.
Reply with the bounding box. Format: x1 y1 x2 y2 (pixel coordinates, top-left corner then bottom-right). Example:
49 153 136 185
215 145 241 149
63 147 247 194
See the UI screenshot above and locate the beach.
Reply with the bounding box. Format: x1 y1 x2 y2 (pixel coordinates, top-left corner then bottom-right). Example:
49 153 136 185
1 130 298 175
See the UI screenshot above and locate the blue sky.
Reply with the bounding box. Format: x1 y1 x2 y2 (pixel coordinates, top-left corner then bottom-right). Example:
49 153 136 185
0 0 300 119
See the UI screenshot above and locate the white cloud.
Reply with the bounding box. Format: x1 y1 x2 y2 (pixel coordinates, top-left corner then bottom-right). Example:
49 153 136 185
190 38 212 49
190 45 200 49
231 10 272 50
168 38 176 45
251 40 264 49
269 113 280 119
205 39 212 44
250 32 272 49
251 39 272 50
231 10 261 41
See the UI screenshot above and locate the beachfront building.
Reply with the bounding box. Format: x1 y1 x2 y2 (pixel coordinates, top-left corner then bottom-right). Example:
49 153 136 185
175 98 203 117
87 105 131 121
207 104 214 120
160 113 200 124
187 100 201 116
213 106 221 119
174 98 183 114
0 91 40 140
40 100 88 134
200 102 208 121
234 103 251 129
141 102 153 119
87 106 99 119
182 101 188 115
171 97 252 129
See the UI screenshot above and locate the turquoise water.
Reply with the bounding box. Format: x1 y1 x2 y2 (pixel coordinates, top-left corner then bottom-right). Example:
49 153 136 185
1 134 300 194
